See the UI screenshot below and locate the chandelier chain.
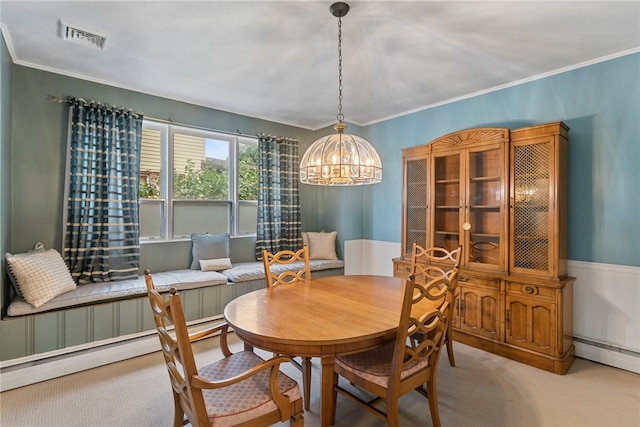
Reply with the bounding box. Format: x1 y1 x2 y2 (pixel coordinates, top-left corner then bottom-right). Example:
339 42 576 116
337 16 344 122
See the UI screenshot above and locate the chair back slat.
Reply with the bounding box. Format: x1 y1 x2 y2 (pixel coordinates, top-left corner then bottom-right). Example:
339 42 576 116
411 242 462 281
262 246 311 287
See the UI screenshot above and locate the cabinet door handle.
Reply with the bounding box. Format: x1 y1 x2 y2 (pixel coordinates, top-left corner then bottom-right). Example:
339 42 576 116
405 266 411 273
458 275 469 282
524 286 535 294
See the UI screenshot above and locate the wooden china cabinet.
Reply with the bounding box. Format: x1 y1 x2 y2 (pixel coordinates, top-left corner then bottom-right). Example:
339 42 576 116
393 122 575 374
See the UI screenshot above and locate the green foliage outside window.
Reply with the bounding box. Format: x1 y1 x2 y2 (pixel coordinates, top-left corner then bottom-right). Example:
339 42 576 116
239 143 258 201
139 174 160 199
139 143 259 201
174 161 228 200
139 182 159 198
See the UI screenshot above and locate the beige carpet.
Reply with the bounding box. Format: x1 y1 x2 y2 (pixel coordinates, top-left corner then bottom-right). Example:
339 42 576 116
1 333 639 427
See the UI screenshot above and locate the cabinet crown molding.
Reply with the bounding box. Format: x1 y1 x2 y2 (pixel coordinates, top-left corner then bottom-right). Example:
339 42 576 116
430 127 509 150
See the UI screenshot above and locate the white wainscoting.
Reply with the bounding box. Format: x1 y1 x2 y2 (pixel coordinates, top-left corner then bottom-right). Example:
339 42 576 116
344 239 640 373
344 239 400 277
568 260 640 373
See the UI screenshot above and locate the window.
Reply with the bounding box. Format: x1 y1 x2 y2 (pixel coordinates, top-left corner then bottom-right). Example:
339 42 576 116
139 121 258 241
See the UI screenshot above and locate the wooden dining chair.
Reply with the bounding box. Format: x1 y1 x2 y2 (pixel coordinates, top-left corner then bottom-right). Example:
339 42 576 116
144 270 304 427
411 242 462 366
331 272 456 427
261 246 313 410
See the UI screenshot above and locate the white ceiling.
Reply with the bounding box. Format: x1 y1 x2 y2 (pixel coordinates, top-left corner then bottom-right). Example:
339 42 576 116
1 1 638 130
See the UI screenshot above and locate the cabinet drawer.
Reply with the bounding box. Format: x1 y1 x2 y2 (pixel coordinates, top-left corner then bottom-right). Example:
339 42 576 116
507 282 555 300
393 260 412 278
458 275 500 291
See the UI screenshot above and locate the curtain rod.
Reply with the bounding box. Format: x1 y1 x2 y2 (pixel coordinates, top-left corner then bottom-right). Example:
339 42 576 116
48 95 143 117
144 116 256 139
49 95 293 140
49 95 254 139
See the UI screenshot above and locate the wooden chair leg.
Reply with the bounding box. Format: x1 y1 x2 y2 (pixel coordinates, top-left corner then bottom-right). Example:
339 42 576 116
446 336 456 367
427 378 441 427
386 397 400 427
290 397 305 427
302 357 312 410
330 371 339 426
172 395 185 427
446 316 456 366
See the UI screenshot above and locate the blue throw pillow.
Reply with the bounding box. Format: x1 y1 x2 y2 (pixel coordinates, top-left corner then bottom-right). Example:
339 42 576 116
190 233 230 270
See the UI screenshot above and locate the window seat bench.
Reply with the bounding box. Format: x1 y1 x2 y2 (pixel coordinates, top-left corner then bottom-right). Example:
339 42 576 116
5 259 345 318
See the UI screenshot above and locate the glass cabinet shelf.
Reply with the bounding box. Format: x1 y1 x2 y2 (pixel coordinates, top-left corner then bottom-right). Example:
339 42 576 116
471 205 500 209
471 233 500 238
470 176 500 182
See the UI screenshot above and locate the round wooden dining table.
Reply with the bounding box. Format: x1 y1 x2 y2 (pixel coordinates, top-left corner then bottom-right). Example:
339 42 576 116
224 274 411 427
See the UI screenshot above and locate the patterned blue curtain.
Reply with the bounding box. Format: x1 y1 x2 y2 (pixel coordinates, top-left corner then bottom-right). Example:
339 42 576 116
64 99 143 284
255 134 302 259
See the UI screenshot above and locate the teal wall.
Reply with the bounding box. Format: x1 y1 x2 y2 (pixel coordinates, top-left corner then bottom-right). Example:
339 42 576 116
363 53 640 267
1 33 13 318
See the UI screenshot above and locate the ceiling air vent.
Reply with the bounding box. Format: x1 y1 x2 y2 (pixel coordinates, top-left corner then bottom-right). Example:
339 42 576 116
59 20 109 50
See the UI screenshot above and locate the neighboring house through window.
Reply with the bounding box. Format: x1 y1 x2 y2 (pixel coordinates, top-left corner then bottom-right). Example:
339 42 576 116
139 120 258 241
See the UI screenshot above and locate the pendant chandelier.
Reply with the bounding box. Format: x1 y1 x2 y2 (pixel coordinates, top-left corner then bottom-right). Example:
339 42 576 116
299 2 382 186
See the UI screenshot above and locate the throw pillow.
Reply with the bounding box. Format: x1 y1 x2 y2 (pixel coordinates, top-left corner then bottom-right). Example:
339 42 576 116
303 231 338 260
190 233 230 270
199 257 232 272
6 247 77 308
5 242 46 296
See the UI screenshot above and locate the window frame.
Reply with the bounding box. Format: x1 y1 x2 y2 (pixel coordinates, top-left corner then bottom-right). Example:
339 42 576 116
139 120 258 242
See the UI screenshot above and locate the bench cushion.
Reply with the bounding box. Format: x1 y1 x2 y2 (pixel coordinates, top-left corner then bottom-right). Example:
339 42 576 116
5 260 345 317
6 270 228 317
221 259 345 283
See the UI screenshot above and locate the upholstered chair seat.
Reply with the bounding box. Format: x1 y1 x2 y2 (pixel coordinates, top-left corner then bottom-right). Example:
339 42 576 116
197 352 302 426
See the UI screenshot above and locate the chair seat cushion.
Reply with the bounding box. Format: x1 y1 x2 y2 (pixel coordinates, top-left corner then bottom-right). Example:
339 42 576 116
199 351 301 426
335 340 428 388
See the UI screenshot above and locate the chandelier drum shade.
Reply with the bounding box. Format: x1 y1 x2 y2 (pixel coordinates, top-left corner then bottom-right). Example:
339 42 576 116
299 2 382 186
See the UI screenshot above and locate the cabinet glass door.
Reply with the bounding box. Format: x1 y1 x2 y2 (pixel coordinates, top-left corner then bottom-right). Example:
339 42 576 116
467 145 504 269
432 152 461 251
